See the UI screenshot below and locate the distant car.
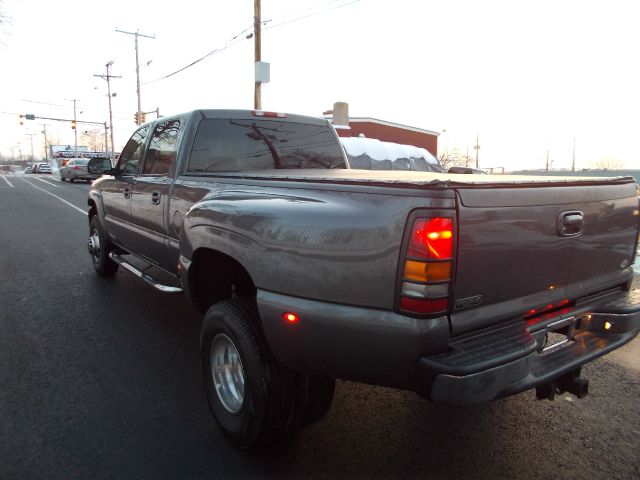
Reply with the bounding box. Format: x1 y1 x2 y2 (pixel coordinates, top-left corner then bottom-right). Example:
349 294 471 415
25 165 33 174
33 163 52 174
59 158 107 182
340 137 445 172
447 166 488 174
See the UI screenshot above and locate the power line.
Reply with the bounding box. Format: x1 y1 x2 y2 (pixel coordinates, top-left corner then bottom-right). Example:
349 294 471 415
143 25 253 85
264 0 359 30
143 0 359 85
19 99 66 107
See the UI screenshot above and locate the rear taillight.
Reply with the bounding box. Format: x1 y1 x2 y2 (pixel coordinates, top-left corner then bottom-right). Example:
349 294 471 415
397 215 454 316
72 166 82 171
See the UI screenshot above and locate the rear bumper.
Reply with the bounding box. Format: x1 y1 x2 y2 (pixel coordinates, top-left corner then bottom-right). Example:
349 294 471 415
257 281 639 404
420 286 640 404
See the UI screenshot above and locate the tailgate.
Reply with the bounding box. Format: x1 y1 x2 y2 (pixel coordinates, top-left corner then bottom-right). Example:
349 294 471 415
450 181 639 335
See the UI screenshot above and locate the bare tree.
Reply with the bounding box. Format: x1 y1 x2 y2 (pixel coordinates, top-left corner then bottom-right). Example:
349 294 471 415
0 1 10 44
438 147 469 169
44 133 62 159
80 129 105 151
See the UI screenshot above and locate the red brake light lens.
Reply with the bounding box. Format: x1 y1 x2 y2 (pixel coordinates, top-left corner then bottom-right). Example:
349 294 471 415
400 297 448 315
408 217 454 259
253 111 287 118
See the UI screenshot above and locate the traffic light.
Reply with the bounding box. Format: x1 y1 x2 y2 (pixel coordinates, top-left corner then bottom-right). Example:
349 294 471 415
134 112 138 124
71 120 76 130
141 112 146 123
19 115 24 126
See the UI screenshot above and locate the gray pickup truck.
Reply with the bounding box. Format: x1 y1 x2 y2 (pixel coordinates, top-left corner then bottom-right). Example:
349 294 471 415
87 109 640 447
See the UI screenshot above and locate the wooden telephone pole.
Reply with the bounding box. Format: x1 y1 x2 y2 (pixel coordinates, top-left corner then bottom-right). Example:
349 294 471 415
254 0 262 110
115 29 155 126
474 134 480 169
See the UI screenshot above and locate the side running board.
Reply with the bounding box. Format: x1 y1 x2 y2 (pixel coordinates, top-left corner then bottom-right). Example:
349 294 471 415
109 252 183 294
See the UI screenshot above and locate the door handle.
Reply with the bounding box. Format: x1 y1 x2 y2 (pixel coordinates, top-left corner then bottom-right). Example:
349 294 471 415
123 187 131 199
151 191 161 205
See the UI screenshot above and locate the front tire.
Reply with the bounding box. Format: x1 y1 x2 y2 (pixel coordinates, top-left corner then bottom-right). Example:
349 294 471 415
88 215 118 276
201 300 296 447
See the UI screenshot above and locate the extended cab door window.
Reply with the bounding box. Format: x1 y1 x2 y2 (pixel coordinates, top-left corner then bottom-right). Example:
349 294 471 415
141 119 181 176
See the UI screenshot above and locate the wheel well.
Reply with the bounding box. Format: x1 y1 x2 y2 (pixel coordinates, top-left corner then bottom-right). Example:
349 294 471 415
88 200 97 223
189 248 257 315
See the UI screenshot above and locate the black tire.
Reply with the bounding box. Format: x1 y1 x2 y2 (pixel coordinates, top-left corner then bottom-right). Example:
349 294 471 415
291 373 335 428
201 299 296 447
60 174 65 182
88 215 118 276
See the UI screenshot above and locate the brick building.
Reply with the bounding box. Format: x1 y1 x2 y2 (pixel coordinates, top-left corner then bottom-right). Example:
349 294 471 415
324 102 440 156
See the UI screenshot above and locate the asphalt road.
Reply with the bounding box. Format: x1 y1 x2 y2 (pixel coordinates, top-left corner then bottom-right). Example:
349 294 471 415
1 173 639 480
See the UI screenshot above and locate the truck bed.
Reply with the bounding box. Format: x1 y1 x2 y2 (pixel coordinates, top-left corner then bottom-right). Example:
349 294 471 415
183 168 636 188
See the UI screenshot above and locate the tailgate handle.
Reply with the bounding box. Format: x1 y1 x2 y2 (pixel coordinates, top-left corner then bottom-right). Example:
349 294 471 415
557 211 583 237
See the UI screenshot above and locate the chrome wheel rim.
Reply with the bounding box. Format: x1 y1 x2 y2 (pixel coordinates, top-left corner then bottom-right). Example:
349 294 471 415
88 229 100 262
210 334 245 414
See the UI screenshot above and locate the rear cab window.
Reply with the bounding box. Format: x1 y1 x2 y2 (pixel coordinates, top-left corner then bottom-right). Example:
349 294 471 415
186 118 346 173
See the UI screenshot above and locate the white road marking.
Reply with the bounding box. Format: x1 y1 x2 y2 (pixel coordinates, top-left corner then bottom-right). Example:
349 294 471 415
21 178 86 215
1 176 14 187
32 176 59 187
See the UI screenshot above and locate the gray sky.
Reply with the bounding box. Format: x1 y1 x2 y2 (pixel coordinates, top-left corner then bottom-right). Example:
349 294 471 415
1 0 638 171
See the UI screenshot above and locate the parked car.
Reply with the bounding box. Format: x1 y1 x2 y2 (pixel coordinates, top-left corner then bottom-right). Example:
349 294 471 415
24 165 33 174
341 136 445 172
59 158 109 182
447 166 488 174
33 163 52 174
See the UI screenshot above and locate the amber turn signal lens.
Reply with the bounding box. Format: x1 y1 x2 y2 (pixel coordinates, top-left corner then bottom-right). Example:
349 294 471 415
404 260 451 282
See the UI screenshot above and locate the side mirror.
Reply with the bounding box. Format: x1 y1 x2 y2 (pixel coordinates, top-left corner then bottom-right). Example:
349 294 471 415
87 157 114 175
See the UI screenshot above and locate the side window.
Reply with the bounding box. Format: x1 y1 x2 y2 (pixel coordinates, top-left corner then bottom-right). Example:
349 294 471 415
412 157 429 172
117 125 151 175
142 119 181 176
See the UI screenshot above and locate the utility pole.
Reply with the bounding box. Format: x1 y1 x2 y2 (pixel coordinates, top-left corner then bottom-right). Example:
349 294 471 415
104 122 109 156
571 137 576 172
116 29 155 126
546 150 550 171
254 0 262 109
25 133 36 160
41 124 50 159
65 99 80 156
94 61 121 158
473 134 480 169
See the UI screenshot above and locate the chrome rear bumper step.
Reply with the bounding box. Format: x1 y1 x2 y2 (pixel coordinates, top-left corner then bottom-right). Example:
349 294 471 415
109 252 183 294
